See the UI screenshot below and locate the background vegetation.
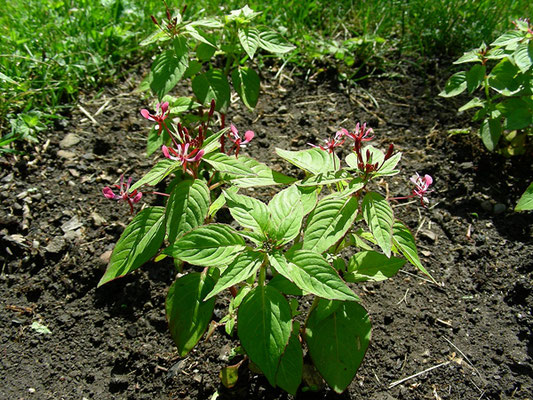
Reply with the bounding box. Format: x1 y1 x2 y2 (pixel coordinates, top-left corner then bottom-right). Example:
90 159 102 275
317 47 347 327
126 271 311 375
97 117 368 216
1 0 530 149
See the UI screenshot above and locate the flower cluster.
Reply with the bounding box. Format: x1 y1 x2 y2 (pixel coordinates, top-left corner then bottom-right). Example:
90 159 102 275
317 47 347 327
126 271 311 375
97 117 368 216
102 175 143 214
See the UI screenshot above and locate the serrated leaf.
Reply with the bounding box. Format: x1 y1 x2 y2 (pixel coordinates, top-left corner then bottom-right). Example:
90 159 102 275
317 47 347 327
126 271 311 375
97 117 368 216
238 27 260 59
232 67 260 110
98 207 165 286
298 170 352 187
286 250 358 301
480 118 502 151
276 148 338 174
227 156 297 187
276 322 303 395
439 71 467 97
224 190 269 234
513 41 533 73
205 250 264 300
453 49 481 64
491 30 524 47
459 97 484 112
392 221 436 282
305 300 371 394
515 182 533 211
166 179 210 243
166 272 216 356
167 224 245 266
362 192 394 257
488 59 521 95
268 185 303 244
258 29 295 54
237 285 292 386
303 196 358 254
150 37 189 99
192 69 231 112
345 250 405 282
466 64 486 94
202 152 255 176
129 159 178 192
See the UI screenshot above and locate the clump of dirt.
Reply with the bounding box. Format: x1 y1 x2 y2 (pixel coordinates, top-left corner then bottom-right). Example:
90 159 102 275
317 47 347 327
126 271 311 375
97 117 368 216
1 65 532 399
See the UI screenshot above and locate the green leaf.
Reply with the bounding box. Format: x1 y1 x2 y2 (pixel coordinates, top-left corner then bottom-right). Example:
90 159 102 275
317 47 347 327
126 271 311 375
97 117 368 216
298 186 320 215
146 126 164 156
0 71 18 85
238 27 260 59
196 42 216 62
439 71 467 97
337 178 365 197
276 322 303 395
201 127 228 155
480 118 502 151
488 59 521 95
514 41 533 73
166 224 245 266
202 152 255 176
515 182 533 211
459 97 484 112
163 95 201 113
258 29 295 54
237 285 292 386
376 152 402 177
466 64 486 94
345 250 405 282
454 50 481 64
98 207 165 286
392 221 436 282
205 250 264 300
224 190 269 234
303 196 358 254
150 37 189 99
491 30 524 47
130 159 179 192
276 148 338 174
208 186 238 218
298 170 352 187
166 272 216 356
305 300 371 394
286 250 358 301
232 67 260 110
362 192 394 257
268 273 305 296
227 156 297 187
268 185 303 244
497 98 532 130
31 321 52 334
166 179 210 243
184 25 217 47
192 69 231 112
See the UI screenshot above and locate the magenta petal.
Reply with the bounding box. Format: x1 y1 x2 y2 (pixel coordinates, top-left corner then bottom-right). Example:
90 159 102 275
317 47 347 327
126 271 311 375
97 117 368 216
192 149 205 162
140 109 154 121
160 102 169 114
424 175 433 186
243 130 254 143
230 124 239 138
162 145 171 159
132 192 143 203
102 187 118 200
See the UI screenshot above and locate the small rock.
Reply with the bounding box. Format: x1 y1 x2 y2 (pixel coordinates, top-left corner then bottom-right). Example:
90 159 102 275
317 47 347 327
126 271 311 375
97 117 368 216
419 229 437 243
278 105 288 112
57 150 76 160
61 216 83 232
193 374 202 383
90 212 107 227
493 203 506 214
28 388 36 394
60 133 81 149
480 200 492 212
64 229 82 241
99 250 113 264
46 237 66 254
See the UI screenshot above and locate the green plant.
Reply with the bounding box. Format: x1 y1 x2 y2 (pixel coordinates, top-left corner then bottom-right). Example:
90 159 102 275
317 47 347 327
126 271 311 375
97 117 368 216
439 19 533 155
138 4 294 155
516 181 533 211
100 97 435 394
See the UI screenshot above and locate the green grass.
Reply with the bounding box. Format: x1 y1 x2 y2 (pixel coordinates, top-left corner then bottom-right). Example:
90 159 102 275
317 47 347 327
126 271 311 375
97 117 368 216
1 0 530 150
0 0 161 146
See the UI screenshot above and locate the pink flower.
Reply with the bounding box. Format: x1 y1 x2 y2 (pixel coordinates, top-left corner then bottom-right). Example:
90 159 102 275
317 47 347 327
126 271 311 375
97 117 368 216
140 102 170 135
228 124 254 157
342 123 374 151
309 129 345 153
162 143 204 172
410 173 433 205
102 175 143 214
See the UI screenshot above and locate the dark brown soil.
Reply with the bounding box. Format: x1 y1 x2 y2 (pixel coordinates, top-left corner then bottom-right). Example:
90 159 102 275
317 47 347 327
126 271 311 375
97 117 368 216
1 65 532 400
